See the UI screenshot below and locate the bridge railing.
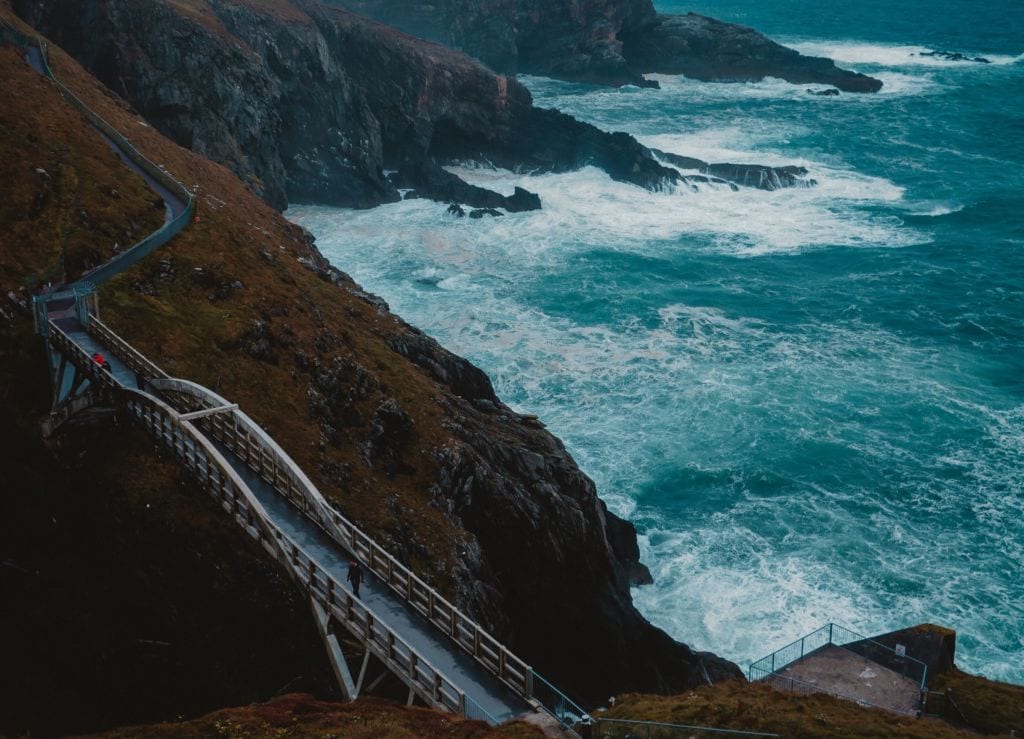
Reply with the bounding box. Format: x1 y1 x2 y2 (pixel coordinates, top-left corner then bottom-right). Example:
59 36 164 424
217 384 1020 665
150 376 537 702
47 320 121 393
79 318 537 704
119 386 494 721
87 315 169 382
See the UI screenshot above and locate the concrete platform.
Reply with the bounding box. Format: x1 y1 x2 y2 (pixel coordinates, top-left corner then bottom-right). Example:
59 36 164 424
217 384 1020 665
776 644 922 715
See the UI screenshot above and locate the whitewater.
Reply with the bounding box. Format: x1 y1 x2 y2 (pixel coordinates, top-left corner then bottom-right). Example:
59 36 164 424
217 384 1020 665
289 0 1024 684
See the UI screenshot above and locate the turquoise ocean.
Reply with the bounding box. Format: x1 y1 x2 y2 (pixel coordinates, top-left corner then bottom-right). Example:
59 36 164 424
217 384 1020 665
289 0 1024 683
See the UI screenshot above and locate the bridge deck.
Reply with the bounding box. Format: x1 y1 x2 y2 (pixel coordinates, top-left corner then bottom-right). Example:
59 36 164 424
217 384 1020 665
215 439 529 723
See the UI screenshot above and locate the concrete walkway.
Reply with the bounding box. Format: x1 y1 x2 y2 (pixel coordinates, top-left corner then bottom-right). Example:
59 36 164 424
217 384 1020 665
780 644 922 715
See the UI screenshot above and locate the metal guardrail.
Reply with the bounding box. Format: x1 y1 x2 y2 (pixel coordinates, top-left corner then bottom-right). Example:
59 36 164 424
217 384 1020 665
532 672 588 732
749 622 928 711
592 718 780 738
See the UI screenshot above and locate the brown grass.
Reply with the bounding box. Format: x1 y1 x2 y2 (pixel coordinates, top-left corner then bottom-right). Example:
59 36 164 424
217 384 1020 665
604 682 976 738
931 668 1024 735
0 44 164 294
85 693 545 738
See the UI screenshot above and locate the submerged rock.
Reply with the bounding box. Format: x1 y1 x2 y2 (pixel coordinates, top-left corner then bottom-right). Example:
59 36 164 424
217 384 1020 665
468 207 503 218
808 87 841 96
919 49 991 63
391 160 540 212
651 148 816 191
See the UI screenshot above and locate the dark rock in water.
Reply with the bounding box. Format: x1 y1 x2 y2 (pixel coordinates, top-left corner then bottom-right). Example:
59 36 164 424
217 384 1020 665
622 13 883 92
446 203 466 218
651 148 815 191
808 87 840 96
468 208 503 218
919 50 991 64
677 174 739 192
432 106 682 193
391 160 540 212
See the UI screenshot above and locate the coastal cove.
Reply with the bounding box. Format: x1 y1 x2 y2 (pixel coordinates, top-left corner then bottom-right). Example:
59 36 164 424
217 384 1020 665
289 0 1024 686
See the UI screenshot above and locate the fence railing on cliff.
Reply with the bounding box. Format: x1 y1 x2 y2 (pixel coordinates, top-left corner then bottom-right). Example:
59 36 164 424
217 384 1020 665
84 313 587 729
749 623 928 700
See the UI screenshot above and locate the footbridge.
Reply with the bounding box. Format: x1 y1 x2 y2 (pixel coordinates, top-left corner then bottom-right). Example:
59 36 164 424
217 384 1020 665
5 23 584 734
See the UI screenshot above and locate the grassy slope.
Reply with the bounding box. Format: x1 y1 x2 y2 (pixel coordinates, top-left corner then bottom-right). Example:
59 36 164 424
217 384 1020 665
932 669 1024 735
0 44 164 293
89 693 543 738
606 683 971 738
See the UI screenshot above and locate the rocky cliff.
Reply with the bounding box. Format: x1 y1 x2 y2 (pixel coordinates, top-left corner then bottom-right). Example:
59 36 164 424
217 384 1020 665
329 0 882 91
2 4 742 715
16 0 816 216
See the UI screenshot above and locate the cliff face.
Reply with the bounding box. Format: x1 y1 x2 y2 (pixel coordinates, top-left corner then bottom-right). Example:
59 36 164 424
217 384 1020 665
2 5 742 714
327 0 882 91
332 0 654 86
14 0 684 212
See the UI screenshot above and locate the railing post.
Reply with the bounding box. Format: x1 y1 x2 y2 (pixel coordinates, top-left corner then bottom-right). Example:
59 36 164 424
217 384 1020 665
829 623 834 644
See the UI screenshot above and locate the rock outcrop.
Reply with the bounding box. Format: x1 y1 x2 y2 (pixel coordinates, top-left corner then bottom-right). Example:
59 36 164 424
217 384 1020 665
650 149 816 191
328 0 883 92
621 13 883 92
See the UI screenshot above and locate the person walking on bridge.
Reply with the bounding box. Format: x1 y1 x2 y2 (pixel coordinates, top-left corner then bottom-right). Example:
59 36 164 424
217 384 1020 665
347 558 364 598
